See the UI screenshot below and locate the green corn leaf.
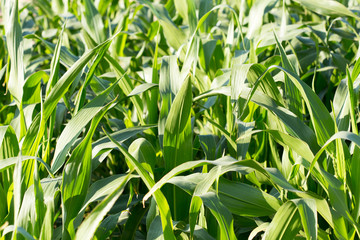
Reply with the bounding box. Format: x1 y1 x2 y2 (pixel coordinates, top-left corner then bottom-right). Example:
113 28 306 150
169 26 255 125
163 79 193 170
127 83 158 97
243 65 335 153
39 178 61 240
13 155 22 238
351 147 360 220
120 202 150 240
237 120 255 160
158 55 181 147
82 0 106 44
274 32 303 119
3 1 360 239
75 173 132 240
294 0 360 19
199 192 237 240
0 125 19 160
206 117 237 151
196 74 319 153
103 129 176 240
0 156 54 176
142 157 296 206
189 164 251 237
249 223 269 240
3 0 26 140
62 99 116 239
3 225 35 240
33 0 55 18
4 0 24 105
147 215 165 240
199 135 217 160
296 191 334 229
51 73 124 173
74 40 112 114
264 201 302 240
91 125 156 170
291 199 317 240
347 66 358 135
22 71 47 105
32 160 46 238
104 53 145 124
93 213 121 240
43 37 114 120
163 77 193 221
219 178 281 217
46 26 64 95
308 131 360 179
139 0 186 50
80 174 137 213
127 138 156 176
17 177 61 238
246 0 277 40
21 35 119 156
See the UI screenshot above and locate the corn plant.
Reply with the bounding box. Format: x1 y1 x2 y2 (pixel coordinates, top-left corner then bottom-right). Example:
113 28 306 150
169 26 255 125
1 0 360 239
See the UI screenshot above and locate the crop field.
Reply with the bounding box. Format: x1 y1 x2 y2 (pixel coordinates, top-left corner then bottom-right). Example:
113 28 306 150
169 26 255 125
2 0 360 239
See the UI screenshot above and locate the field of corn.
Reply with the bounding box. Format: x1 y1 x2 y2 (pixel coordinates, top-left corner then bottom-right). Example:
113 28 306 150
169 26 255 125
3 0 360 239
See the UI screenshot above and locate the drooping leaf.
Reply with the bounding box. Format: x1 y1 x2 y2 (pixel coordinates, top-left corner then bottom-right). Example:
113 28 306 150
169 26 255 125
295 0 360 19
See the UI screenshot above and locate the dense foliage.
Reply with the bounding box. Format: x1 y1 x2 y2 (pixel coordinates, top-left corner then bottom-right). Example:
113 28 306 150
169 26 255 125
2 0 360 239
